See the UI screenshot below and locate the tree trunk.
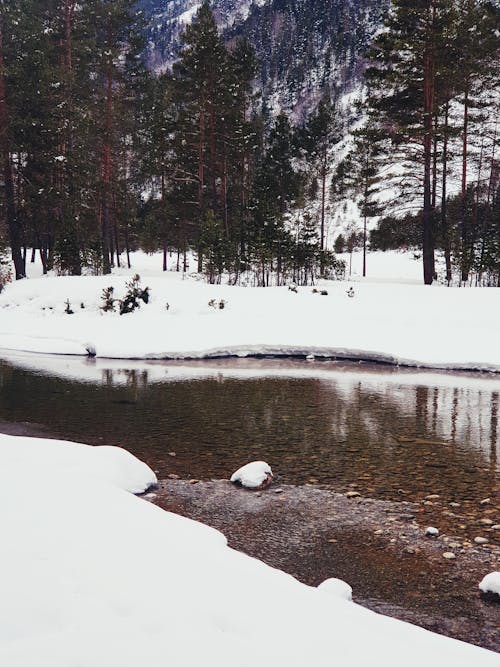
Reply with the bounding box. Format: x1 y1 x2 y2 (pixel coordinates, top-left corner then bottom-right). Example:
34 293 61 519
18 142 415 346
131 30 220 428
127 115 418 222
124 225 131 269
441 100 452 284
0 18 24 279
320 146 327 251
197 101 205 273
460 87 469 283
422 15 435 286
101 46 113 275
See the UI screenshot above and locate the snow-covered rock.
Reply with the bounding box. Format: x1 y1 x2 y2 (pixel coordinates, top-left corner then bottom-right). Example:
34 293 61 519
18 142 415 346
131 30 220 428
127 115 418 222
317 578 353 601
425 526 439 537
230 460 273 489
479 572 500 597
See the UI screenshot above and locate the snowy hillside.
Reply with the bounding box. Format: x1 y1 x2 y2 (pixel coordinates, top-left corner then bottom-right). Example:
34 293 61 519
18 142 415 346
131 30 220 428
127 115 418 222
139 0 389 118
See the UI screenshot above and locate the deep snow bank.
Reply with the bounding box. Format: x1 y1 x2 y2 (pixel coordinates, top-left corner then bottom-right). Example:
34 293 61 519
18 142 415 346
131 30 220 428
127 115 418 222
0 252 499 371
0 434 498 666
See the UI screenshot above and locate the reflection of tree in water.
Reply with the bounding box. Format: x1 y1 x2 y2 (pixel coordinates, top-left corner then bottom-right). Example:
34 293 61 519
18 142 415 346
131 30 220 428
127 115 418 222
0 361 498 505
491 392 498 471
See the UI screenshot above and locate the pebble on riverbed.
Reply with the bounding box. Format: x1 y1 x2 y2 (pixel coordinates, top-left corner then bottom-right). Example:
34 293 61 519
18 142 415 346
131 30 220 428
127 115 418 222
442 552 456 560
425 526 440 537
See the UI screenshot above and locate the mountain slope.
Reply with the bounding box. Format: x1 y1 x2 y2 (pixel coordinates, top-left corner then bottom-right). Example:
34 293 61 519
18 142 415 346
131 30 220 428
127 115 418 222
139 0 389 119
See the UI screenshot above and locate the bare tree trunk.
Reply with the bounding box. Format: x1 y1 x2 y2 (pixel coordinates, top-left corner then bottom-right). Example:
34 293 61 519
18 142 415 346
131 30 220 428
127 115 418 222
124 224 131 268
422 8 436 286
101 46 113 275
197 102 205 273
478 120 497 284
441 100 452 284
0 17 24 279
460 87 469 283
320 146 327 250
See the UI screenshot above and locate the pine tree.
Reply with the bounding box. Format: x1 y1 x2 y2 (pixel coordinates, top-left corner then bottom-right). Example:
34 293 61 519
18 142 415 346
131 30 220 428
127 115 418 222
365 0 498 285
365 0 449 284
301 95 340 253
172 1 228 271
348 126 383 277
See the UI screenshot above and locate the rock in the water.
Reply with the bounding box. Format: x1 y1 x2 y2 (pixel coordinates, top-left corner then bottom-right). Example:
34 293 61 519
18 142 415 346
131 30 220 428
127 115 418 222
317 578 353 601
230 461 273 490
479 572 500 601
84 342 96 357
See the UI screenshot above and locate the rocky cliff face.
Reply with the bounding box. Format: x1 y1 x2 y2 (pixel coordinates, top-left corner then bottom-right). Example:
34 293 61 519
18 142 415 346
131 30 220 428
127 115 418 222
138 0 389 119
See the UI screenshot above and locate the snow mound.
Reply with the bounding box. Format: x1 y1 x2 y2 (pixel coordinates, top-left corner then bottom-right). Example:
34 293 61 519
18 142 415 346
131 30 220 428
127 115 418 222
479 572 500 597
318 578 353 601
230 460 273 489
0 435 497 666
0 434 157 494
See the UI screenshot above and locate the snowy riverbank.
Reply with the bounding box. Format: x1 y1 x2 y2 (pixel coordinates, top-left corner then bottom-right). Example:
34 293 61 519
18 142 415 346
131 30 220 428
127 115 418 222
0 433 498 666
0 251 499 371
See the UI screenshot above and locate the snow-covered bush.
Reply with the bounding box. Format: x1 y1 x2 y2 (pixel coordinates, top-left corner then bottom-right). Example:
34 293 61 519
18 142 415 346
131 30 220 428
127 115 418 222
100 276 151 315
119 274 150 315
208 298 227 310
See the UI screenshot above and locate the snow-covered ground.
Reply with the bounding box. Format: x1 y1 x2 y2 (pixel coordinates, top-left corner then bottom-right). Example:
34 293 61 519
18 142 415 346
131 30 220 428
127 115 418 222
0 250 499 371
0 433 498 666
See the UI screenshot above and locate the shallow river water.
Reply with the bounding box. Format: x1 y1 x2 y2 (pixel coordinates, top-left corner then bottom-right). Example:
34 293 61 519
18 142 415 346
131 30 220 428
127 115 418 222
0 354 499 649
1 356 498 517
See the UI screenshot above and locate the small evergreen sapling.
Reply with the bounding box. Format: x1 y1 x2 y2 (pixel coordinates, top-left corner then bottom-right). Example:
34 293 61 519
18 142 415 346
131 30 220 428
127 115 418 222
208 298 227 310
101 287 116 312
64 299 74 314
119 274 150 315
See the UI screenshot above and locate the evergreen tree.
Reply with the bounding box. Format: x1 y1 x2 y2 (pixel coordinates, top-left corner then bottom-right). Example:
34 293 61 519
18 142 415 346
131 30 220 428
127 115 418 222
347 126 383 277
301 95 339 253
172 1 228 271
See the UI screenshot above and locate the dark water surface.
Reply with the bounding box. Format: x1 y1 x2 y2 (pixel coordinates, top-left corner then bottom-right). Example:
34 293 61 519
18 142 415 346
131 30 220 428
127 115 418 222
0 355 498 540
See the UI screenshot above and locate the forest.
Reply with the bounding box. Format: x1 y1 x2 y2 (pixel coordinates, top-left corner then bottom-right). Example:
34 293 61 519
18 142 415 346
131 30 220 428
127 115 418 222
0 0 498 287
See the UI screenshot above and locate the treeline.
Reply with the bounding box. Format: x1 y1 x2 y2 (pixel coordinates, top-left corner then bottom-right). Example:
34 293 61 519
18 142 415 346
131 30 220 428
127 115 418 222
0 0 345 286
1 0 498 288
362 0 499 285
0 0 146 278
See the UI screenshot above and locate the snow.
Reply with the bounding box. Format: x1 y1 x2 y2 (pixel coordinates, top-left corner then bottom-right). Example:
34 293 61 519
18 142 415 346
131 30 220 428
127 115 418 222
318 578 353 601
0 434 498 666
479 572 500 596
0 434 157 494
230 460 273 489
1 250 499 372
